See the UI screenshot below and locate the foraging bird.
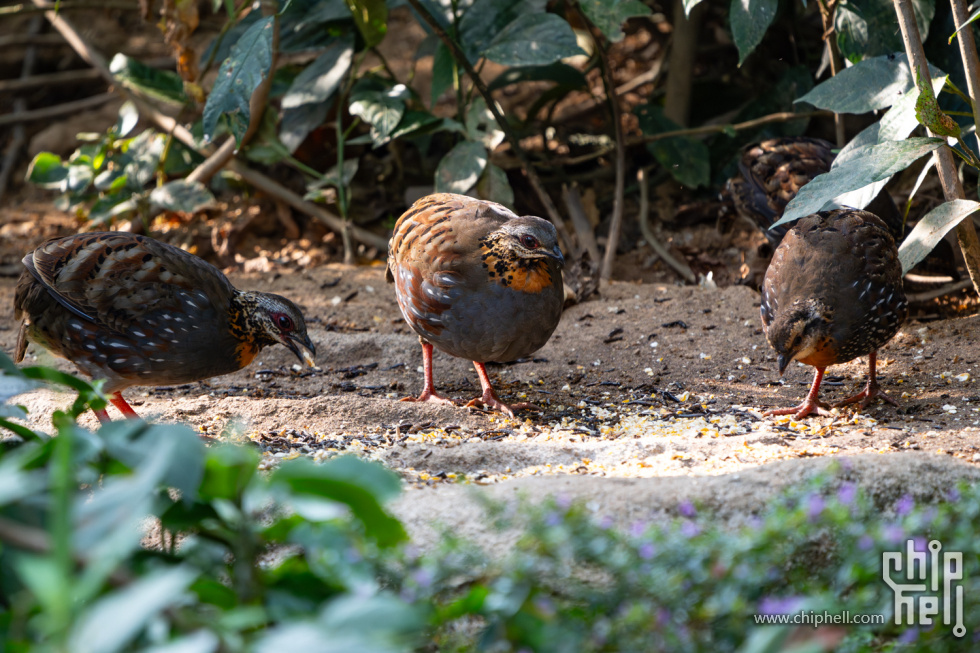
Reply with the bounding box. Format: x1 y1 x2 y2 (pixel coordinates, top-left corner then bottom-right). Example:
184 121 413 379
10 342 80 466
761 209 907 419
728 137 903 248
14 232 316 423
386 193 564 417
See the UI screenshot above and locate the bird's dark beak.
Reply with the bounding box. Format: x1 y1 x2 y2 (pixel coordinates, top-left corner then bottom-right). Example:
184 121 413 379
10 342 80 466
286 333 317 367
777 354 789 376
549 245 565 268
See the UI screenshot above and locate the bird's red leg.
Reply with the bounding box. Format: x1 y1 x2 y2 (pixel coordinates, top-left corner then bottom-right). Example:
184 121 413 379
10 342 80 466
109 392 142 419
464 361 540 418
400 342 455 405
93 408 112 424
764 367 833 420
834 351 900 409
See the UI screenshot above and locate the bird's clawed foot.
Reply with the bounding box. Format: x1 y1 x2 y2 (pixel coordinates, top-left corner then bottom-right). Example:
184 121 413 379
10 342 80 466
763 398 833 421
464 388 540 418
834 379 900 410
399 389 456 406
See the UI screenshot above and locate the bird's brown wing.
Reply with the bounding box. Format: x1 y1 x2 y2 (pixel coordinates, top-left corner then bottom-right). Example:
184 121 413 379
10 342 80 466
23 232 236 332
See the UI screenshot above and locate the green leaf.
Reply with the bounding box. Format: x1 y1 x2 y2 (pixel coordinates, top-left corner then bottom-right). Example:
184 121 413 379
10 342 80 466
475 163 514 207
877 75 947 142
434 141 488 194
795 54 944 113
683 0 704 16
69 566 197 653
579 0 651 41
635 104 710 189
26 152 69 189
775 137 946 227
430 42 455 107
305 160 360 201
344 0 387 48
459 0 547 64
482 14 584 67
488 62 587 92
200 445 260 501
110 54 188 105
349 85 406 146
281 36 354 110
835 0 933 63
899 200 980 273
202 16 275 145
116 101 140 137
730 0 778 66
137 630 219 653
149 180 216 214
271 456 405 546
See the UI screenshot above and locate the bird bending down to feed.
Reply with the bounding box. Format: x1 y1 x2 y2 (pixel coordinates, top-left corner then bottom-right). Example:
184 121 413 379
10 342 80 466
761 209 907 419
386 193 565 417
14 232 316 423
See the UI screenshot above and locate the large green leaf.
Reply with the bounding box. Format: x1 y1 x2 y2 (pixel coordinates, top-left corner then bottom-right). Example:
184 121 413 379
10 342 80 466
434 141 488 194
137 631 219 653
488 62 587 92
482 14 584 67
430 41 455 107
281 36 354 110
344 0 387 48
26 152 69 189
458 0 546 64
899 200 980 273
835 0 934 64
109 54 188 105
730 0 778 66
877 75 947 142
635 104 710 189
202 16 275 145
69 566 197 653
579 0 651 42
774 137 945 227
795 54 943 113
349 85 407 146
149 180 216 214
475 163 514 207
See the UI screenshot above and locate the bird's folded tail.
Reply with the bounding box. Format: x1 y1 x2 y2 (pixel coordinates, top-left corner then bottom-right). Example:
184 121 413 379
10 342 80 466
14 319 27 363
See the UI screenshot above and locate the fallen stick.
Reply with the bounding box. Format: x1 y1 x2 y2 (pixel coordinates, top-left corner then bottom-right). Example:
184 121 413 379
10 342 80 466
906 279 973 303
637 167 696 283
0 91 115 128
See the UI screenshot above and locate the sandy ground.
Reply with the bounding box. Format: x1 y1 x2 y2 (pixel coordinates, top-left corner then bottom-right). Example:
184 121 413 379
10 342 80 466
3 264 980 538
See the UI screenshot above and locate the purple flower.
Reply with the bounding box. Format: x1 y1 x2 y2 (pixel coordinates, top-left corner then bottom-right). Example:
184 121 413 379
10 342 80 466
837 482 857 505
412 567 433 588
534 596 556 617
858 534 875 551
807 494 825 522
912 536 928 553
556 493 572 510
544 511 562 527
897 627 919 644
678 500 696 518
681 521 700 538
639 542 656 560
946 487 961 503
895 494 915 516
597 514 614 530
629 521 647 538
884 524 905 544
758 596 805 616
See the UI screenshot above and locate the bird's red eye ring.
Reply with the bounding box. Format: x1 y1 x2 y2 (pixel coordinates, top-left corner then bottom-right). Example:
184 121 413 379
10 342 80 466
520 235 539 249
276 314 294 331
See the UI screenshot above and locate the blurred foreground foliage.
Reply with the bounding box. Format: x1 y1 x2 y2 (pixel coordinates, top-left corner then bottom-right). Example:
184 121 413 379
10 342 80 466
1 353 978 652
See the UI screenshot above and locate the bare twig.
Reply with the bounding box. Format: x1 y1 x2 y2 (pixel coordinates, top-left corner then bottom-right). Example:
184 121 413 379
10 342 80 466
815 0 846 147
637 167 695 283
894 0 980 299
906 279 973 302
950 0 980 153
0 1 136 15
0 91 116 127
561 184 600 262
403 0 574 253
0 16 41 205
0 33 66 47
578 10 626 282
0 67 101 92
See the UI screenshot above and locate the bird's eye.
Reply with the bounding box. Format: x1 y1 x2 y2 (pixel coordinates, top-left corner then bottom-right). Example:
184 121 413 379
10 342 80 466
277 314 293 331
520 235 539 249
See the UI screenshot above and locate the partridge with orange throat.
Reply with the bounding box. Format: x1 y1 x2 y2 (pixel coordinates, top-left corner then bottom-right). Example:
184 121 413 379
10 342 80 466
14 232 316 423
386 193 564 417
761 209 907 419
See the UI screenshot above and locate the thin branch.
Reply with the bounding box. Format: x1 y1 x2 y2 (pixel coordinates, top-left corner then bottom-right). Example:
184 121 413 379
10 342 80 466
0 67 101 92
815 0 846 147
950 0 980 153
0 16 41 205
0 91 116 127
906 279 973 302
579 9 625 282
403 0 574 253
637 167 695 283
894 0 980 299
0 1 136 15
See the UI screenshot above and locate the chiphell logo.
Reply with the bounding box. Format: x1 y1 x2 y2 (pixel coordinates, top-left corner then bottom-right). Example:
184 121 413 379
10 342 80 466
883 539 965 638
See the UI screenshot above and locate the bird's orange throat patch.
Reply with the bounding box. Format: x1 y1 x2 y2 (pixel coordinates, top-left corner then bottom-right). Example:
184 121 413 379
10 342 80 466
234 341 260 368
480 244 554 293
795 336 838 368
